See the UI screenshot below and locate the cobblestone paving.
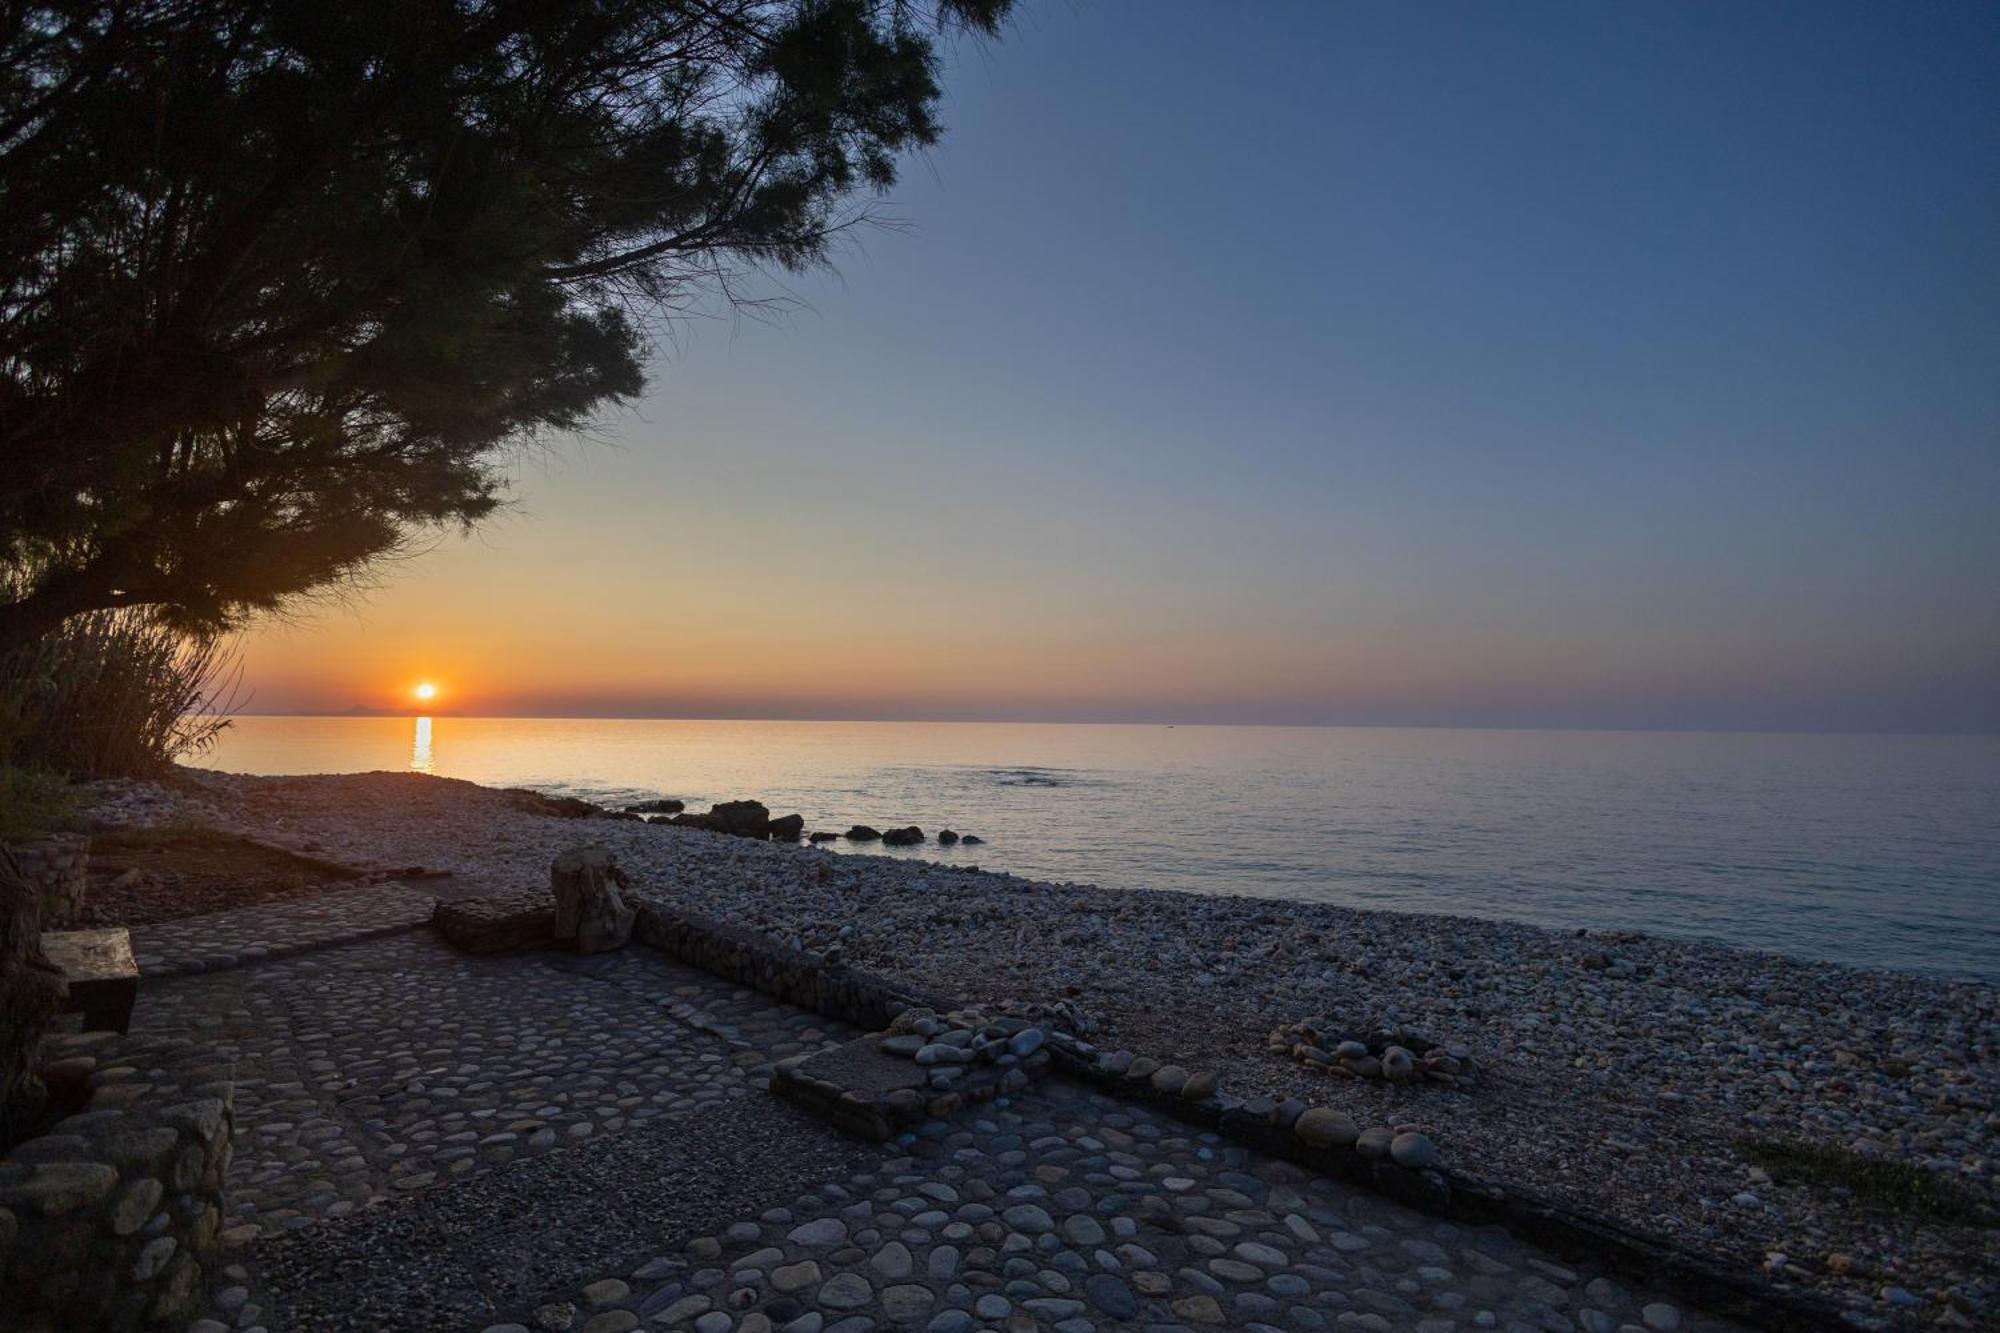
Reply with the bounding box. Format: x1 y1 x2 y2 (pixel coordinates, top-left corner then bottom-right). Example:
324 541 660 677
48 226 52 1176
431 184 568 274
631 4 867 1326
129 931 850 1245
514 1080 1743 1333
133 925 1746 1333
131 882 439 976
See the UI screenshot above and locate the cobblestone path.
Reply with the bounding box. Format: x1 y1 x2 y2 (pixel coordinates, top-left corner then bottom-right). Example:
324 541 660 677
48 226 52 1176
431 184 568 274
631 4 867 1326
132 882 439 976
134 932 851 1240
134 926 1744 1333
512 1080 1741 1333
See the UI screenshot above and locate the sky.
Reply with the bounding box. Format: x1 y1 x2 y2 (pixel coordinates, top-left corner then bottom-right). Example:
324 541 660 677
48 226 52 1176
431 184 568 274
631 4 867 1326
238 1 2000 732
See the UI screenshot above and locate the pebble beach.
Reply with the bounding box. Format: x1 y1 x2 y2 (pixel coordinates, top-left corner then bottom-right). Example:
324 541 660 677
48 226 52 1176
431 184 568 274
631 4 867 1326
94 768 2000 1329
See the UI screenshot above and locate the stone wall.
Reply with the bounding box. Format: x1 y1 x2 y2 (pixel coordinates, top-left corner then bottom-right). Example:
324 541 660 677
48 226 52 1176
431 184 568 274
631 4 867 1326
631 900 951 1031
12 834 89 928
0 1035 233 1330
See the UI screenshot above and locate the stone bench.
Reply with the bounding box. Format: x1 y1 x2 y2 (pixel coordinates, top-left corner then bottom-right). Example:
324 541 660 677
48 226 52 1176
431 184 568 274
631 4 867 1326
41 928 138 1034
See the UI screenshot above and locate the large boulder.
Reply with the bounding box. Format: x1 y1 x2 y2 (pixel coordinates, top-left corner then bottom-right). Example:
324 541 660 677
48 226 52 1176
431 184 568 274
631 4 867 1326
766 813 805 840
550 847 635 953
881 826 924 847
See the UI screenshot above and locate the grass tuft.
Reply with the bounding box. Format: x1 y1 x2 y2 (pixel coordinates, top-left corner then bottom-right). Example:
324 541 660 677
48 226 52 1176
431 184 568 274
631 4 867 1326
1736 1137 1990 1226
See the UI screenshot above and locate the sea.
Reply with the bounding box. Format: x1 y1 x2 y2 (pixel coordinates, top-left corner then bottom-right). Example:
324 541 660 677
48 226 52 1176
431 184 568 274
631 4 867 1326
190 717 2000 985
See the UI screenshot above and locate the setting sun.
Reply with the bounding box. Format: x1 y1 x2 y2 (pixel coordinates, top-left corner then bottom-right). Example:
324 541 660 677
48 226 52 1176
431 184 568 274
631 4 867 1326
413 681 438 702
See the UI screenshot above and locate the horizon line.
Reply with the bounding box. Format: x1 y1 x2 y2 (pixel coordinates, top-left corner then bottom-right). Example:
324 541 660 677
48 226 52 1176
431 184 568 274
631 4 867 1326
212 710 2000 739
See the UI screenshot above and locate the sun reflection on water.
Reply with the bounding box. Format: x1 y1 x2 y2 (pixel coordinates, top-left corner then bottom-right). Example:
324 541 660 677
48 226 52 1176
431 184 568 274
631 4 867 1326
410 715 433 774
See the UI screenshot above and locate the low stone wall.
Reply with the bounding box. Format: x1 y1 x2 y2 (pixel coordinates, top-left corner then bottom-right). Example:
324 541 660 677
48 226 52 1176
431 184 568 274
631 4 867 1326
631 899 951 1031
0 1035 233 1330
13 834 89 928
431 887 556 953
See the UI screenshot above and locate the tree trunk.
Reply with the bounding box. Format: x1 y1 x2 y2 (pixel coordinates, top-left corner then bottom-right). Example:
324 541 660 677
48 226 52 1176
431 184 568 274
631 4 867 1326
0 843 68 1149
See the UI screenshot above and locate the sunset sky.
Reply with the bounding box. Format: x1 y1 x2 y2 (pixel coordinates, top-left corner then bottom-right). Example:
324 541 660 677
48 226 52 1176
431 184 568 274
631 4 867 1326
239 2 1999 733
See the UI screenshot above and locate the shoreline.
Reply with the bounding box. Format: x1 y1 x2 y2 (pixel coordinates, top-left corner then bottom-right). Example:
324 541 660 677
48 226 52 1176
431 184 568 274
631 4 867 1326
89 766 2000 1328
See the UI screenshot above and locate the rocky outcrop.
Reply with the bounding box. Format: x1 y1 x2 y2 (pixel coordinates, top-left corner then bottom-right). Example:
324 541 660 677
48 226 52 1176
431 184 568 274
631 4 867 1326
880 826 924 847
550 847 635 953
844 825 881 841
664 801 808 840
937 829 960 845
624 798 684 814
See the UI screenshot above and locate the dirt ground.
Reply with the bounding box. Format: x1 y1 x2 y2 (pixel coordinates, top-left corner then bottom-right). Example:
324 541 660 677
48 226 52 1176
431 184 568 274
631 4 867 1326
78 826 362 925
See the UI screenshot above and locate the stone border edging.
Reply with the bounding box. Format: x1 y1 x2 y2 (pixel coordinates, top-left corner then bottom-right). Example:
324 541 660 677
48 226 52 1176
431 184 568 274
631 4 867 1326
1053 1050 1851 1333
626 892 1858 1333
631 900 953 1031
132 883 437 979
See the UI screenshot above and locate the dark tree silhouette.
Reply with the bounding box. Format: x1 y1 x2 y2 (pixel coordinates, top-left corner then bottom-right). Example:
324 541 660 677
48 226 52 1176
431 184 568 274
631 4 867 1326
0 0 1010 653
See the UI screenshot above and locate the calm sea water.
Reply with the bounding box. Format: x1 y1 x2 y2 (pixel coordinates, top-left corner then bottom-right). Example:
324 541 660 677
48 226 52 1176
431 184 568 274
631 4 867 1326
191 717 2000 983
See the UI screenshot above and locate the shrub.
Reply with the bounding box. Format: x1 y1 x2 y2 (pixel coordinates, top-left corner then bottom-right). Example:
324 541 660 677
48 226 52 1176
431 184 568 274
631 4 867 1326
0 766 85 842
0 609 239 780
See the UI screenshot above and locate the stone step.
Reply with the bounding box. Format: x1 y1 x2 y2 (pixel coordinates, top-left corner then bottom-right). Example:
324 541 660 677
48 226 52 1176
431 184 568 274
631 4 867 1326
771 1030 1054 1141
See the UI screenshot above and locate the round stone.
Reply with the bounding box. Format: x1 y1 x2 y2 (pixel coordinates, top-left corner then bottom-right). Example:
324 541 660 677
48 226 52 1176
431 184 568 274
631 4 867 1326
1000 1203 1053 1234
1294 1109 1360 1149
1062 1214 1106 1246
869 1242 913 1280
1389 1132 1437 1169
1355 1126 1395 1158
882 1284 934 1320
1084 1274 1138 1320
817 1272 873 1310
787 1218 848 1247
771 1260 822 1293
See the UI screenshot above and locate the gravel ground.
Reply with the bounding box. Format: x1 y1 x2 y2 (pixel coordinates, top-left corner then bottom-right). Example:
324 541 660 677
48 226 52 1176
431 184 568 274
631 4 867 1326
235 1094 881 1330
104 768 1998 1330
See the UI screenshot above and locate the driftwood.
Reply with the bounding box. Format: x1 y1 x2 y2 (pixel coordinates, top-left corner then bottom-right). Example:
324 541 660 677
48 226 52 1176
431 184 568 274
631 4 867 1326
0 843 68 1148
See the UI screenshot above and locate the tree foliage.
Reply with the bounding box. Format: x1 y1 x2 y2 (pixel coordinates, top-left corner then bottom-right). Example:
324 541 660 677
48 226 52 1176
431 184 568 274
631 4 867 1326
0 0 1009 652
